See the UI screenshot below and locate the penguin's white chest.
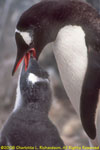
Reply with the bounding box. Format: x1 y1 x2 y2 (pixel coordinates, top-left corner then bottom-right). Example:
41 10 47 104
53 25 88 114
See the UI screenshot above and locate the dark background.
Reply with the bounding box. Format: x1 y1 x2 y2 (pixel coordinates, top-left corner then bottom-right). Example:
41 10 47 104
0 0 100 146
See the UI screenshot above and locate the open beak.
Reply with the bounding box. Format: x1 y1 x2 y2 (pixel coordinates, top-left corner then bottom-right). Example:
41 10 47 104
12 48 36 76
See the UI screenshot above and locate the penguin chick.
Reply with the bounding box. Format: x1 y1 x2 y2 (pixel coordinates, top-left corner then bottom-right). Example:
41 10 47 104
0 57 65 150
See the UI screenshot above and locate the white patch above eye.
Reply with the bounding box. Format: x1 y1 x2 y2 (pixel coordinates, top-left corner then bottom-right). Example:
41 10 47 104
28 73 49 85
15 29 32 45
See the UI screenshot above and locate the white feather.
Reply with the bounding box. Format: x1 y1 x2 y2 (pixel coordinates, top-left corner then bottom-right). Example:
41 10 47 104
28 73 49 84
53 25 88 114
13 68 23 112
52 25 100 146
15 29 32 45
13 72 49 112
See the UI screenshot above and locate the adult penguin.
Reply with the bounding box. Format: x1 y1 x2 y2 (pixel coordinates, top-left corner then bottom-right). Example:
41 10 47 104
12 0 100 145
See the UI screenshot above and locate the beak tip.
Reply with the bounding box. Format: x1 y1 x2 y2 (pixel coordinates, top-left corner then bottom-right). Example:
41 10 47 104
12 71 14 76
12 67 15 76
12 56 24 76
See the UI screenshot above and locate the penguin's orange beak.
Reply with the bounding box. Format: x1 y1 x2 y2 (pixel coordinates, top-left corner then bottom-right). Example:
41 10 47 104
12 48 36 76
24 48 36 71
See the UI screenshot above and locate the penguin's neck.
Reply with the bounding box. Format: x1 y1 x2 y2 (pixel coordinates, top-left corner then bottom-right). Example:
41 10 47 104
13 80 42 113
37 0 100 55
13 72 49 114
52 25 88 114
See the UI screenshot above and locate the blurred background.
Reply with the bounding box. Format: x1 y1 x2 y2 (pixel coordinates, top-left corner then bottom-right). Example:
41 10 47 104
0 0 100 146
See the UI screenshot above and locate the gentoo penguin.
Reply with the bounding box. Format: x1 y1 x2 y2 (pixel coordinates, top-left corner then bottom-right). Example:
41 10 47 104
0 56 64 149
12 0 100 140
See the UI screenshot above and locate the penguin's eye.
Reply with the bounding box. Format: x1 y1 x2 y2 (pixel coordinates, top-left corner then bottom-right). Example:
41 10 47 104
15 29 33 46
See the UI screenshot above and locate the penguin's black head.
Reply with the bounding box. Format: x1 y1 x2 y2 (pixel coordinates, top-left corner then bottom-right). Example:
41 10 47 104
19 56 51 112
12 1 51 75
12 20 37 76
12 0 59 75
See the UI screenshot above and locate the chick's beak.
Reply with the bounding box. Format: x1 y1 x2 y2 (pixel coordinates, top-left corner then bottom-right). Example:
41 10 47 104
12 48 36 76
24 48 36 71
